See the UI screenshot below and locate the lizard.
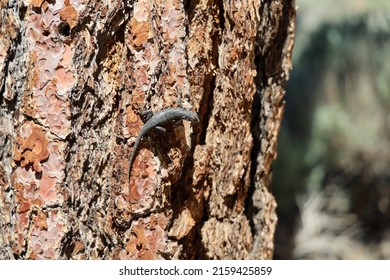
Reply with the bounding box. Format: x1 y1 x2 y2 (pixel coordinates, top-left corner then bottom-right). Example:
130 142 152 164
128 107 200 180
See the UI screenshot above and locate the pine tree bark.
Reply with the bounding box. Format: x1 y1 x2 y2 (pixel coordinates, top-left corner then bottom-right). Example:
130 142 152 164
0 0 295 259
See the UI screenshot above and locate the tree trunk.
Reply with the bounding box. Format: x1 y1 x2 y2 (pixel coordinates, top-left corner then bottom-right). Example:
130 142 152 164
0 0 295 259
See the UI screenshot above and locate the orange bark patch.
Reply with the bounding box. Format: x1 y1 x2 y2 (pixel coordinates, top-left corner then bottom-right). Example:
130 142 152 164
130 18 151 47
33 211 48 230
59 4 78 28
14 124 49 173
30 0 44 8
123 214 168 259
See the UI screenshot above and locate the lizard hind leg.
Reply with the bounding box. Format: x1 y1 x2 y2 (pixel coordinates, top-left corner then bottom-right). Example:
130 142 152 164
139 109 154 122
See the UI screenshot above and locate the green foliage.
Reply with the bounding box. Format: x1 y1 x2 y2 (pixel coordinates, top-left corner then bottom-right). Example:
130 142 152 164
273 4 390 259
277 11 390 193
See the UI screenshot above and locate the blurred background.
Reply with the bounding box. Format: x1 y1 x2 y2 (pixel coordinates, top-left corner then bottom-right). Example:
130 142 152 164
273 0 390 259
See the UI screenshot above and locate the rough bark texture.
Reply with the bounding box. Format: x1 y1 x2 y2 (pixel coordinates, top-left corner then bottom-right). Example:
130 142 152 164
0 0 295 259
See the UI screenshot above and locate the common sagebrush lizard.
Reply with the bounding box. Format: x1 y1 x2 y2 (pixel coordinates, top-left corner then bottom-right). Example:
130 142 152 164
128 107 199 179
